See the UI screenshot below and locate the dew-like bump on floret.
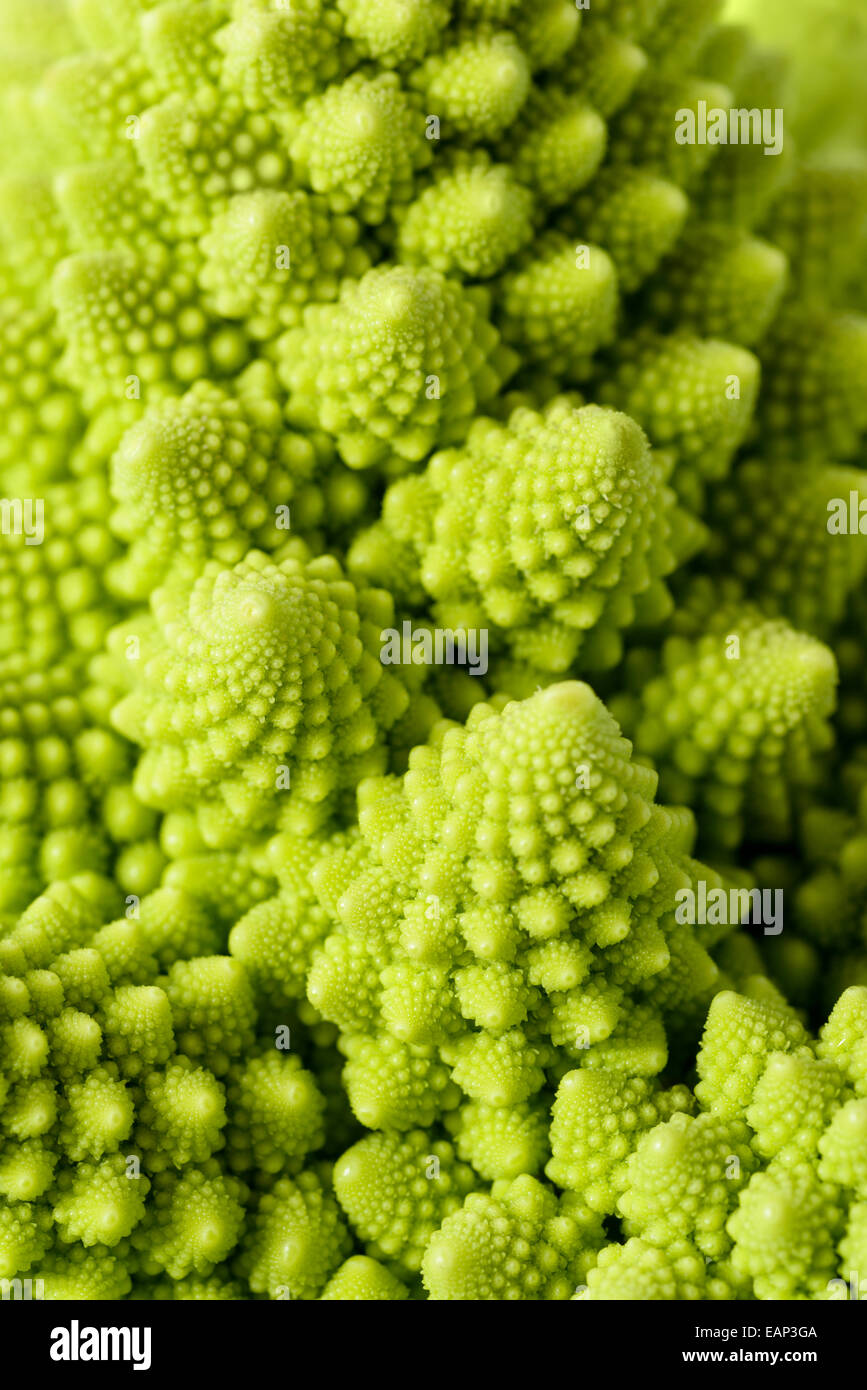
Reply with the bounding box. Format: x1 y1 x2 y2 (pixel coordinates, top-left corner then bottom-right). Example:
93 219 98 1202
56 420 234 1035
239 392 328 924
702 460 867 638
395 154 535 279
311 683 721 1130
754 301 867 463
695 990 809 1118
111 550 412 845
279 264 516 469
546 1069 693 1211
494 234 618 381
320 1254 408 1301
333 1129 477 1271
422 1173 604 1300
727 1161 843 1299
613 593 838 851
562 167 688 293
240 1169 351 1299
618 1111 756 1257
581 1237 716 1301
225 1050 326 1173
216 0 345 113
198 190 370 339
287 72 429 225
594 330 759 508
349 402 690 677
408 30 531 144
644 222 787 347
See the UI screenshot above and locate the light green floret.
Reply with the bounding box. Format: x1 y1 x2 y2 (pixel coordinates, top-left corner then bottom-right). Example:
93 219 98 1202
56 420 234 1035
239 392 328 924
341 1035 460 1130
241 1169 351 1299
107 378 328 597
613 588 837 850
224 1051 326 1173
563 167 688 293
140 0 227 98
695 991 809 1119
334 1129 477 1271
645 223 788 347
135 1165 246 1279
558 27 647 116
446 1097 549 1180
817 988 867 1094
746 1051 845 1163
506 89 607 206
34 48 157 167
280 264 515 469
703 461 867 638
52 247 245 410
755 301 867 463
494 234 618 379
422 1174 604 1300
321 1254 409 1301
0 1138 56 1201
605 75 733 188
102 984 175 1078
349 401 690 677
137 89 287 239
595 330 759 508
336 0 450 66
582 1237 724 1300
819 1099 867 1192
287 72 429 224
409 30 531 143
57 1066 135 1161
52 1152 150 1247
618 1111 756 1257
546 1069 693 1211
395 155 535 278
761 165 867 305
727 1161 843 1299
0 1199 52 1279
199 190 370 337
216 0 345 113
0 295 81 485
311 682 723 1126
163 957 256 1072
839 1202 867 1281
110 549 411 846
